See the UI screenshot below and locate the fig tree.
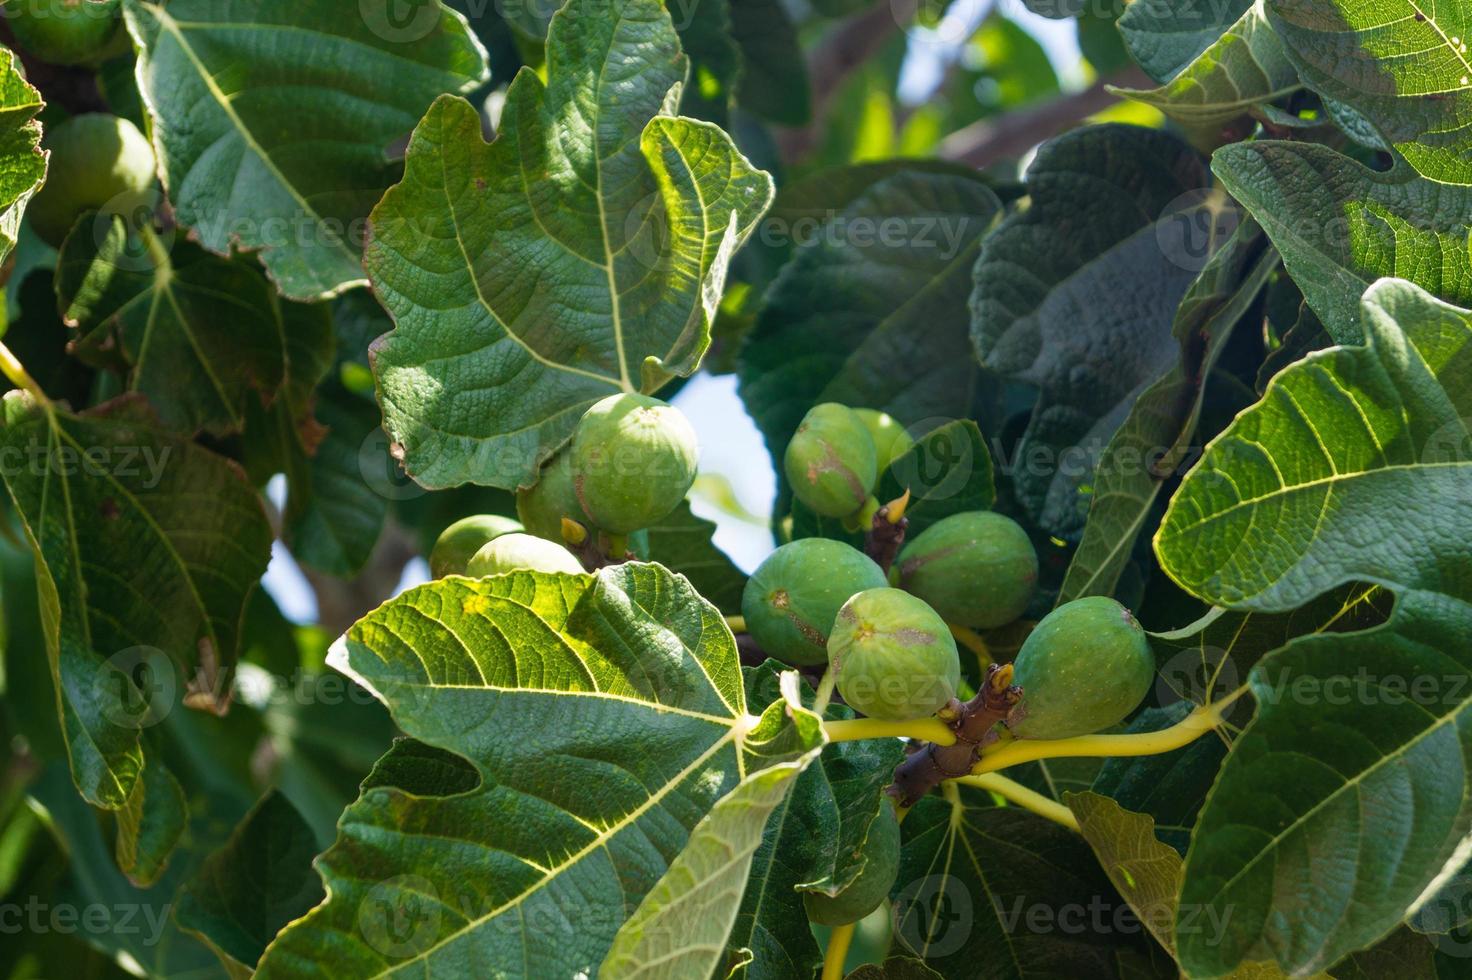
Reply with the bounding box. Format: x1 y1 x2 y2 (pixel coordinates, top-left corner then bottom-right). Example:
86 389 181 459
896 511 1038 628
741 539 888 666
516 451 580 541
803 803 900 927
466 533 583 577
1006 596 1154 740
8 0 123 66
785 403 877 518
29 113 157 247
830 588 960 721
430 514 523 578
853 408 914 475
570 393 699 533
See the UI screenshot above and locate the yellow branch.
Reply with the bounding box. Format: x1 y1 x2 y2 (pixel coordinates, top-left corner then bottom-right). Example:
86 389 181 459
824 716 956 745
821 921 854 980
725 615 747 634
948 623 992 668
973 688 1246 774
0 340 49 408
957 773 1080 832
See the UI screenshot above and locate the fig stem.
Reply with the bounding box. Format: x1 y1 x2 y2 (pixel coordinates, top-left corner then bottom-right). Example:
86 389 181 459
824 715 956 745
724 615 746 634
947 623 992 667
957 773 1080 832
812 666 836 716
0 341 50 408
971 685 1249 775
821 921 855 980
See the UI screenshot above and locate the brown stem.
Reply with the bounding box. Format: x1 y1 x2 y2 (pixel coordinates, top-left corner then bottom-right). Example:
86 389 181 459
888 663 1021 807
937 67 1152 167
864 491 909 574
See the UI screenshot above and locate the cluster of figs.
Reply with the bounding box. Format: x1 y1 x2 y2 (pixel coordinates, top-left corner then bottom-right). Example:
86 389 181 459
432 398 1156 929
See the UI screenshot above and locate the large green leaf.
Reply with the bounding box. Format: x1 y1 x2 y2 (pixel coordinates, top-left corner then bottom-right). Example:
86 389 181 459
123 0 489 300
176 791 326 976
0 392 272 809
1155 279 1472 975
1059 219 1277 603
1267 0 1472 185
740 171 1003 485
257 564 821 977
1065 792 1183 957
1213 141 1472 342
367 0 773 491
0 46 46 269
57 216 287 436
1117 0 1254 84
970 124 1215 538
729 0 809 125
1112 2 1300 129
893 786 1142 975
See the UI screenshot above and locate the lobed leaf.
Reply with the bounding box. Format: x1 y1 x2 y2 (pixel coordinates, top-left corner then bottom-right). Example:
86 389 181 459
0 46 46 268
367 0 773 490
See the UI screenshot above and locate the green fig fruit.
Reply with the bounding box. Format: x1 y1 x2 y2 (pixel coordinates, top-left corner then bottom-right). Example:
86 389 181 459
29 113 156 247
1006 596 1154 740
570 393 699 534
430 514 523 578
803 803 900 926
8 0 122 66
785 403 877 518
896 512 1038 629
742 539 889 666
516 450 580 542
853 408 914 477
466 533 583 577
830 588 960 721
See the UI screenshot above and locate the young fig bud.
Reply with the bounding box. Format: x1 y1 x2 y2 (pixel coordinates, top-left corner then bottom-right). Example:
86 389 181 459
1006 597 1154 740
741 539 888 666
784 403 878 518
829 588 960 721
430 514 523 578
803 803 900 926
571 394 699 533
896 511 1038 629
467 533 584 577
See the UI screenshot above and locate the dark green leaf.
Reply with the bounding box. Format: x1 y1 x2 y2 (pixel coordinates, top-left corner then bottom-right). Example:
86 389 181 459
1117 0 1253 85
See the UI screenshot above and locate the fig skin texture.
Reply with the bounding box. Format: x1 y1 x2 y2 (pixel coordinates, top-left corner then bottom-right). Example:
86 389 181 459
803 802 901 926
9 0 122 66
516 450 580 542
896 511 1038 628
1006 596 1154 740
853 408 914 475
430 515 523 578
570 394 699 534
830 588 961 721
741 539 888 666
785 403 878 518
30 113 157 247
466 533 584 577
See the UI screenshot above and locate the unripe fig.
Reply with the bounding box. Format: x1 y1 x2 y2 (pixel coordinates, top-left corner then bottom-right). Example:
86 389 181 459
853 408 914 475
430 514 523 578
785 403 877 518
570 393 698 534
830 588 960 721
1006 596 1154 740
804 803 900 926
466 533 583 577
30 113 156 247
742 539 888 666
896 512 1038 629
8 0 122 66
516 451 579 541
